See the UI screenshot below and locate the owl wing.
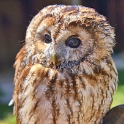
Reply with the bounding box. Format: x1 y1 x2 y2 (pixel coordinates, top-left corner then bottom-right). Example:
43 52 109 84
13 47 55 123
13 46 27 113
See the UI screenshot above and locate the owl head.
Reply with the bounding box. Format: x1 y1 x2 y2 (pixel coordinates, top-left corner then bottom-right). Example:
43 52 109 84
25 5 115 71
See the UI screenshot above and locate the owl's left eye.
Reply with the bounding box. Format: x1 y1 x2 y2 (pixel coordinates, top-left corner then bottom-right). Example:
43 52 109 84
65 37 81 48
44 34 52 43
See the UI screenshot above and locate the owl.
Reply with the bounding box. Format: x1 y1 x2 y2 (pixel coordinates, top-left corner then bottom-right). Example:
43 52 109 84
12 5 118 124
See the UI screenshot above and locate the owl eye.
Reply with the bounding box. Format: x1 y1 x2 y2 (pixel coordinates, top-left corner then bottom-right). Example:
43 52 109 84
65 37 81 48
44 34 52 43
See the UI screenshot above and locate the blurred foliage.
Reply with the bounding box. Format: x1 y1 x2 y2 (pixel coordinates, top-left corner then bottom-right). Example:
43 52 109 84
0 104 16 124
0 88 4 97
0 88 5 103
0 114 16 124
0 104 13 119
111 70 124 107
0 70 124 124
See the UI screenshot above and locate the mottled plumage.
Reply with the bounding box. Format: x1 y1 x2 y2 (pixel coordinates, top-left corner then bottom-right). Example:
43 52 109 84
12 5 118 124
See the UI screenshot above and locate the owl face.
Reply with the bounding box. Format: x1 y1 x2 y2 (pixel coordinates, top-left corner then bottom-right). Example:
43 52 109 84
35 20 93 68
26 5 115 70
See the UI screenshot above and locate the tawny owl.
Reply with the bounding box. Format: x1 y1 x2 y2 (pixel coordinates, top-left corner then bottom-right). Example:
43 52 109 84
11 5 118 124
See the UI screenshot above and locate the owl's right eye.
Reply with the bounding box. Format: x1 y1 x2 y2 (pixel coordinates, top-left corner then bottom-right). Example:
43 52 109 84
44 34 52 43
65 36 81 48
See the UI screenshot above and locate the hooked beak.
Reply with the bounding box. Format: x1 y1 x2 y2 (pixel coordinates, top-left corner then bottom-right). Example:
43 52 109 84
51 52 57 65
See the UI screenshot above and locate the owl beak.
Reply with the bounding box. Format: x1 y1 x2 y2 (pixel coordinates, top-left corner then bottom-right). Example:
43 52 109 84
51 53 57 65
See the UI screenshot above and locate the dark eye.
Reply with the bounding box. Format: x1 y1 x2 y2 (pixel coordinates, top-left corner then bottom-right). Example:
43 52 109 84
44 34 52 43
65 37 81 48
